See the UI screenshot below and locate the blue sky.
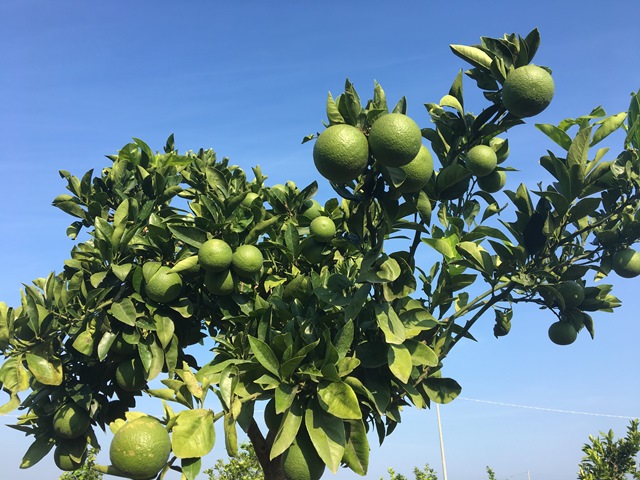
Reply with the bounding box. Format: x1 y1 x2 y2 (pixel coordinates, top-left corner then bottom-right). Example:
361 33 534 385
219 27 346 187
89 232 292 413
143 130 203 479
1 1 640 479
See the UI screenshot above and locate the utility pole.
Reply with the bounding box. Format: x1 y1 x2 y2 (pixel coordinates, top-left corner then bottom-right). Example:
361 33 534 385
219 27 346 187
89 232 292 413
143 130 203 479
436 403 448 480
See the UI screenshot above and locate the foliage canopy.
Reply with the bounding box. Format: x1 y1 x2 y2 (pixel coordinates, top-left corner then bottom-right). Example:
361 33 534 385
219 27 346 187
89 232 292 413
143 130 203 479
2 28 640 480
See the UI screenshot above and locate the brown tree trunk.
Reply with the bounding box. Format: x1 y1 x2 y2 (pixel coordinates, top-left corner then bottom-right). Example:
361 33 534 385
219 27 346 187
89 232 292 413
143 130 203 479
246 419 286 480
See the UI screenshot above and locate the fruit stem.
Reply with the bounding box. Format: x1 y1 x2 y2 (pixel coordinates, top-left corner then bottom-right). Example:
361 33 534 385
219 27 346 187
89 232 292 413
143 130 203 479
442 282 515 356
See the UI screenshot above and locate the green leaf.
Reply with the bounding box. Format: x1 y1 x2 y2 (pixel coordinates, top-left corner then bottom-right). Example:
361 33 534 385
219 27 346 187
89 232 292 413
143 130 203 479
357 255 401 283
275 383 297 414
305 402 346 474
591 112 626 147
219 365 239 411
25 346 63 386
154 313 175 349
405 340 439 366
566 126 592 197
112 263 132 281
387 344 413 384
423 377 462 404
374 303 406 345
524 28 541 62
248 336 281 378
333 320 354 360
270 399 303 459
450 44 493 70
72 326 95 356
167 224 207 249
568 197 601 223
109 298 137 326
341 419 369 476
417 191 432 225
423 234 460 259
326 92 345 125
535 124 572 150
171 409 215 458
317 381 361 420
372 81 388 111
440 94 463 114
224 412 238 457
181 457 202 480
19 435 54 469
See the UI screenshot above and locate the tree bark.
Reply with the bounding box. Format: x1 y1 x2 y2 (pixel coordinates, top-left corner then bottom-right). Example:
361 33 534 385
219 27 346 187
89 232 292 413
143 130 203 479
246 419 286 480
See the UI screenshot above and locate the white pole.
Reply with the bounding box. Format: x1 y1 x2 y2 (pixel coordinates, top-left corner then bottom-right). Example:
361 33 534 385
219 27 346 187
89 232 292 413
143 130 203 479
436 403 448 480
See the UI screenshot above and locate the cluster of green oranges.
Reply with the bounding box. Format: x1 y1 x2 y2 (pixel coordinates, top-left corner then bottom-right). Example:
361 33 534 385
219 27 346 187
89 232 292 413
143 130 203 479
465 143 508 193
313 112 434 194
300 215 338 265
546 281 587 346
199 238 264 296
51 403 92 471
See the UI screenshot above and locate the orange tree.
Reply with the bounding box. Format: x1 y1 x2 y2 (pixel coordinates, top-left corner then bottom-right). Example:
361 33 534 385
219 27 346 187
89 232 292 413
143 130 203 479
1 29 640 480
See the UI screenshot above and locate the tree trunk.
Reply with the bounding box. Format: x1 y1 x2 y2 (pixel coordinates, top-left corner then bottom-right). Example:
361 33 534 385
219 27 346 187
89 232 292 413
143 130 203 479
246 419 286 480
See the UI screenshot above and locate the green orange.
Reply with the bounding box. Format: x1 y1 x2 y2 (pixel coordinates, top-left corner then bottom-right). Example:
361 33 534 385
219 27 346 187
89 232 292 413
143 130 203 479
231 245 264 277
477 170 506 193
115 357 147 392
282 432 325 480
396 145 434 193
199 239 233 273
309 216 336 243
548 321 578 346
368 113 422 167
109 416 171 480
54 437 87 471
205 269 235 296
145 266 183 304
466 145 498 177
313 124 369 183
502 65 555 118
556 281 585 310
611 247 640 278
52 403 90 440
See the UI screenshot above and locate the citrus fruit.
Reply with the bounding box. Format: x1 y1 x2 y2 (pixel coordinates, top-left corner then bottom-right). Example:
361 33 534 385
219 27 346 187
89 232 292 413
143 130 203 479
477 170 506 193
109 416 171 480
368 113 422 167
115 357 147 392
612 247 640 278
301 239 327 265
110 334 137 356
242 192 260 207
145 266 183 304
52 403 91 440
556 281 585 310
198 239 233 273
54 437 87 471
300 199 323 220
282 432 325 480
466 145 498 177
548 321 578 345
205 269 235 296
595 229 619 248
396 145 434 193
309 216 336 243
231 245 264 277
313 124 369 183
489 137 509 163
502 65 555 118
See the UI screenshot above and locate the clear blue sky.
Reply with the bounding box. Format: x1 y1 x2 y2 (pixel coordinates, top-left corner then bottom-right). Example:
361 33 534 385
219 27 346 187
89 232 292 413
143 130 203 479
1 1 639 479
